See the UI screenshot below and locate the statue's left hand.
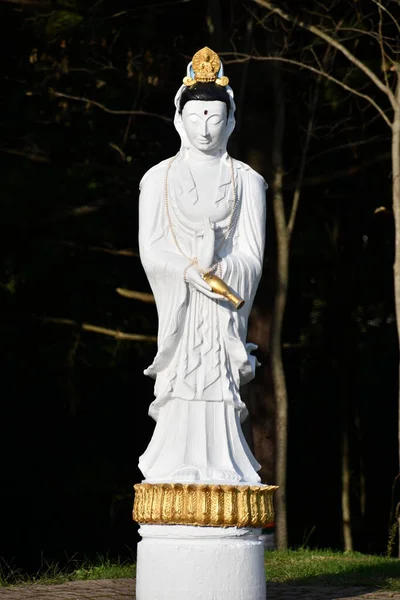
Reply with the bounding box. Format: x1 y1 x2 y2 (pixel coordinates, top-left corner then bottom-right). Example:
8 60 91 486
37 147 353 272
196 216 216 271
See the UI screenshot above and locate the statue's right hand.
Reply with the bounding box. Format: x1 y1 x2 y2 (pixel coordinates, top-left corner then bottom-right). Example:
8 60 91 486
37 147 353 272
196 216 216 272
185 265 224 300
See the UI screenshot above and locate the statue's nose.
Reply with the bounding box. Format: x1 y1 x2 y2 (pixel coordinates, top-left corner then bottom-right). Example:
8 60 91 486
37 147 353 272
200 120 209 136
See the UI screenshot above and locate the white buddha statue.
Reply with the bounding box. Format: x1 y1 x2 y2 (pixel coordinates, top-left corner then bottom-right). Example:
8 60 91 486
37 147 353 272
138 47 267 485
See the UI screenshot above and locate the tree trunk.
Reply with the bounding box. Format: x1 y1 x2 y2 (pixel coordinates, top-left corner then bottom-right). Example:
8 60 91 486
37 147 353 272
271 250 289 550
392 75 400 557
355 408 366 518
342 427 353 551
271 62 289 550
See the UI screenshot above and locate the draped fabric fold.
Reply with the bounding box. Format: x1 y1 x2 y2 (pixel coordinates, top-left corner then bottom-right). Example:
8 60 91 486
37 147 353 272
138 152 267 483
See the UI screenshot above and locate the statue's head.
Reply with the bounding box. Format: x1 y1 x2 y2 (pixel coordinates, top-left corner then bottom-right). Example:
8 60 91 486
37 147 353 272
174 47 235 154
178 83 230 154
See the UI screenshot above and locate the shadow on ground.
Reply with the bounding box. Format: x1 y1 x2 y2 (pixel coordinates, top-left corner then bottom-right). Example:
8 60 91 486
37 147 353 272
266 562 400 599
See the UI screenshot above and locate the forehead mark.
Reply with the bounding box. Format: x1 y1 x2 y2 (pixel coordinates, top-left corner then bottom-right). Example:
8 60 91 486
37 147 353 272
185 102 226 119
187 110 223 118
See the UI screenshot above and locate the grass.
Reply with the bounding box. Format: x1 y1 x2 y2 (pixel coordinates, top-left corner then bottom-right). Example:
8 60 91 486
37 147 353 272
266 549 400 591
0 556 136 588
0 549 399 590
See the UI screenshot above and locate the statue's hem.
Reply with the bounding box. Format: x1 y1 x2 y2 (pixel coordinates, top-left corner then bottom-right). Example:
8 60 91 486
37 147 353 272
133 482 278 528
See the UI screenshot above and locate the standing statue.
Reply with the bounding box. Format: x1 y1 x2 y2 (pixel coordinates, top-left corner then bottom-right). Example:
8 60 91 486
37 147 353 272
138 47 267 485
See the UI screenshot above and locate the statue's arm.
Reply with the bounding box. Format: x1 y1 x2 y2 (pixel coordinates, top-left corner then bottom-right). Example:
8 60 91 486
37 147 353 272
221 170 267 278
138 171 189 274
242 170 267 268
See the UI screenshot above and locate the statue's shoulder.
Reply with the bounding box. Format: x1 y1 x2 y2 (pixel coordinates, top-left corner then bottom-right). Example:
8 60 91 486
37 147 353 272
139 157 173 190
233 158 268 190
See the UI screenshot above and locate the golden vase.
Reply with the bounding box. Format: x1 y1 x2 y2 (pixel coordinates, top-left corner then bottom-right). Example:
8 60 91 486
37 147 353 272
203 273 245 310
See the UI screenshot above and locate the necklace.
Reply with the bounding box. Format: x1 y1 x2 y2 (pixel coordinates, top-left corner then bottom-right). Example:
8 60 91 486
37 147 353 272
164 153 239 276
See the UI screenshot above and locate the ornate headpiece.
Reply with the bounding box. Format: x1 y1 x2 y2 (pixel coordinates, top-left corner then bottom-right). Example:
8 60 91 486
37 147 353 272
183 47 229 87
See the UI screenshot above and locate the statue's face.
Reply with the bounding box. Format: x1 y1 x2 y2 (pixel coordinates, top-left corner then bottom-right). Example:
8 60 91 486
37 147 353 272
181 100 227 153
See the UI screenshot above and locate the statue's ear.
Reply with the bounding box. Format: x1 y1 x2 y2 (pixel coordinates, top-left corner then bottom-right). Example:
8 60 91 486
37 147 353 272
174 111 190 149
221 86 236 148
173 84 191 149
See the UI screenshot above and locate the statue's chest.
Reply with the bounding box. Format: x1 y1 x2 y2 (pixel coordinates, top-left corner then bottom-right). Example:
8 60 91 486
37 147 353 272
177 196 231 223
175 165 232 223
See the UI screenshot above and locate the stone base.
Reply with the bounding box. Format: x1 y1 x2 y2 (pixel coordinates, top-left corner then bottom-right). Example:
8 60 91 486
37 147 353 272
136 524 267 600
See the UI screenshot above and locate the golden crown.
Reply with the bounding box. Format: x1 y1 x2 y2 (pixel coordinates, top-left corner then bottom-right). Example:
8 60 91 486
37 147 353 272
183 47 229 87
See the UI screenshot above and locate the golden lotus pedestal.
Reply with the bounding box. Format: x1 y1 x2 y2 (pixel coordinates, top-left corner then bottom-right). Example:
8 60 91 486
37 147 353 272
133 482 277 528
133 482 277 600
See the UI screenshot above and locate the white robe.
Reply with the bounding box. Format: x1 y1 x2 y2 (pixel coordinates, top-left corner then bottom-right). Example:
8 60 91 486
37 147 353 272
138 151 267 483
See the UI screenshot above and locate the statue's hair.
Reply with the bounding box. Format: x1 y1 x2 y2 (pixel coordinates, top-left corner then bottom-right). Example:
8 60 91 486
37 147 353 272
179 82 231 115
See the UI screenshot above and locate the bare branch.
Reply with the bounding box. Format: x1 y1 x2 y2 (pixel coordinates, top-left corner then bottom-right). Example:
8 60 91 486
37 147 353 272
287 63 323 241
222 53 392 128
252 0 397 108
311 116 354 137
20 200 110 229
101 0 193 19
377 2 390 89
58 241 139 258
337 27 397 44
309 45 325 75
0 147 139 176
50 90 173 123
0 147 50 163
116 288 155 303
372 0 400 34
284 152 391 188
29 201 107 227
0 0 50 5
40 316 157 343
306 135 390 165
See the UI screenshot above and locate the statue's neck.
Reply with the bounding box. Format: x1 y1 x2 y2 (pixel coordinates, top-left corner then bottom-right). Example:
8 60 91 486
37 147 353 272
187 147 223 165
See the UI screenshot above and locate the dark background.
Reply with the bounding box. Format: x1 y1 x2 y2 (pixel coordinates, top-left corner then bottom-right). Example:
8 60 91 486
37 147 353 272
0 0 398 574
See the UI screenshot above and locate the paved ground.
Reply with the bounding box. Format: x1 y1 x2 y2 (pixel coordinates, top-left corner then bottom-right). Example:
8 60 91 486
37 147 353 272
0 580 399 599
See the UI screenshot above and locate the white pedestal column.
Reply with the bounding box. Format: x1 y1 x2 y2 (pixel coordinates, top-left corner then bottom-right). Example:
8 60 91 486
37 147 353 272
136 524 266 600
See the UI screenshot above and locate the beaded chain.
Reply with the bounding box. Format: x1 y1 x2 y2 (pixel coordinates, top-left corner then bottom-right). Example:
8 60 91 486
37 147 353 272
164 154 239 279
